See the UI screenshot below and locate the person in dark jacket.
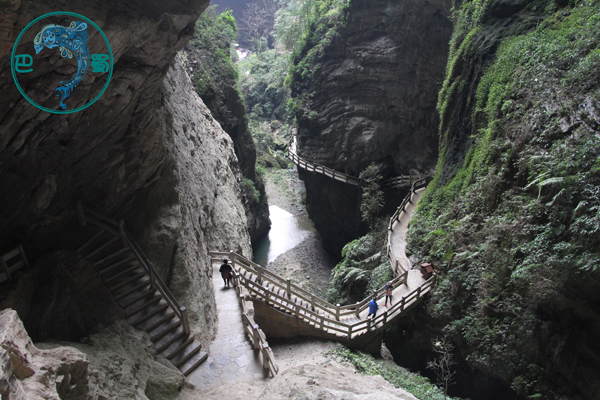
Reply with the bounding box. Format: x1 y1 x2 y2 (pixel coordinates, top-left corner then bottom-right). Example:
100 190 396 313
219 258 233 288
367 297 379 319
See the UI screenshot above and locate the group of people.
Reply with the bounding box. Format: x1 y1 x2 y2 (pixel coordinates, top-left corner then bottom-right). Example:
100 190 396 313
219 258 394 321
367 281 394 319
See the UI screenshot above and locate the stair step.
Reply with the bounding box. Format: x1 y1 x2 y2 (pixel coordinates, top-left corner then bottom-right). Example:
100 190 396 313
86 237 119 259
119 288 156 309
174 342 202 368
182 351 209 376
129 303 168 326
77 229 105 253
114 279 151 300
106 264 143 284
150 320 181 342
125 295 161 317
109 271 147 292
100 256 137 275
94 247 130 266
157 330 186 353
144 311 176 333
166 337 194 360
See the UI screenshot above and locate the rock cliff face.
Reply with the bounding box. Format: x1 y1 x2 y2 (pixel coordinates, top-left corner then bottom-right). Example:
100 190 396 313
290 0 453 255
405 1 600 399
0 308 208 400
0 0 251 347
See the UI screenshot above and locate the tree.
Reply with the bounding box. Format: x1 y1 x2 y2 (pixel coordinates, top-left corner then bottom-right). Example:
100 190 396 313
359 163 384 227
240 0 278 51
427 337 457 399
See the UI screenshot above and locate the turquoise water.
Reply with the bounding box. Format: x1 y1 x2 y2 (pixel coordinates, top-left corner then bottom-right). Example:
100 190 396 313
252 205 313 266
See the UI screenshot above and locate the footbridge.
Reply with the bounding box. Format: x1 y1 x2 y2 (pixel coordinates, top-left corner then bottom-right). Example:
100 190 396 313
287 137 427 188
211 176 434 370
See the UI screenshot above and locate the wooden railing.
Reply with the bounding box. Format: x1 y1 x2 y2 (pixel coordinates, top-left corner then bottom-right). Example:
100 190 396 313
288 150 360 185
287 147 426 188
76 202 190 335
231 268 279 377
0 244 29 284
386 176 432 275
210 250 435 341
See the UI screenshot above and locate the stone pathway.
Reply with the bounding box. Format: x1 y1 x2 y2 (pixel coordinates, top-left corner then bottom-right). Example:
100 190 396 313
356 187 427 317
186 261 267 390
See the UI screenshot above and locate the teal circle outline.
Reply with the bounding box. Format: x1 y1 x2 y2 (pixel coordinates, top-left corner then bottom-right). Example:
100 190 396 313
11 11 113 114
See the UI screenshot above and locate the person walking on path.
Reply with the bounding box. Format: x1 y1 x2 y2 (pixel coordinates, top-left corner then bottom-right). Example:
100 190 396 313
367 296 379 319
384 281 393 306
219 258 233 288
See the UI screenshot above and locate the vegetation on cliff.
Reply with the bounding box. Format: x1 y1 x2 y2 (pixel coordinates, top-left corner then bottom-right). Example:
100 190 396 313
409 0 600 398
183 6 270 241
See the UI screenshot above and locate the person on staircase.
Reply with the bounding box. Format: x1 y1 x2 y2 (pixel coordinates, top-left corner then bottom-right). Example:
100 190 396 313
367 295 379 320
219 258 233 288
384 282 393 306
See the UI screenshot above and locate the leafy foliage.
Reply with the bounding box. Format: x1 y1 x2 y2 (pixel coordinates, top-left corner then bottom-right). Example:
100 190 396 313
331 348 463 400
327 219 391 304
359 163 384 226
409 0 600 397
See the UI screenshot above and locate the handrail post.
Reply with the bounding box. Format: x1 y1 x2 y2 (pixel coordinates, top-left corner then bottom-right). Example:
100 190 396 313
347 325 352 340
148 262 156 288
311 294 315 311
76 201 86 226
295 303 300 319
287 278 291 299
229 250 235 272
383 310 388 325
320 315 324 330
355 302 360 318
181 307 190 335
336 304 340 321
401 296 406 311
1 257 11 283
119 220 128 247
257 267 262 284
367 317 372 331
417 286 422 299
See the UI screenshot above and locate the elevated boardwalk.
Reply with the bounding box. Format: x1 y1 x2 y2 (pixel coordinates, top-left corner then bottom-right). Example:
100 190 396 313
287 137 426 188
210 177 434 365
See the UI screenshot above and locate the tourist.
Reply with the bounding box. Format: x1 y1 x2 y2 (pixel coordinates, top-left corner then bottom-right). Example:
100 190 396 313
384 281 393 306
367 295 379 319
219 258 233 288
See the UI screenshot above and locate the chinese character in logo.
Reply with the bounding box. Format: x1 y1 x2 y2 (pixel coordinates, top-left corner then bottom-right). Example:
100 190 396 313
14 54 33 73
33 21 89 109
91 54 110 73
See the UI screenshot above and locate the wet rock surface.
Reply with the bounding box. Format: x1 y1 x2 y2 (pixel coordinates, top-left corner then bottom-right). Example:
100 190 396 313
291 0 453 255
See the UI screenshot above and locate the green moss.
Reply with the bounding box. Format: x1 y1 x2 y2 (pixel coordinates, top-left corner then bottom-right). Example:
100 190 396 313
330 348 464 400
408 0 600 397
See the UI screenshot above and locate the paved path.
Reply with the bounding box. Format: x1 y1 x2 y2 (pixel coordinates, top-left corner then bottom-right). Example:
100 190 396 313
358 187 427 318
187 262 266 390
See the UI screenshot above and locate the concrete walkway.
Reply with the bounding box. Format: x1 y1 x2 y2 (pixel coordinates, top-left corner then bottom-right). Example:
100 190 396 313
360 187 427 315
187 261 267 390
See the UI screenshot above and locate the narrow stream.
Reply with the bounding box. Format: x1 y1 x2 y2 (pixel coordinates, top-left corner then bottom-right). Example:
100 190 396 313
252 205 312 266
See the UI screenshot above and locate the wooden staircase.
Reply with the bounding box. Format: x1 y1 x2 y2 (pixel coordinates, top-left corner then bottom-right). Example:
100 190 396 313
76 203 208 376
211 250 436 344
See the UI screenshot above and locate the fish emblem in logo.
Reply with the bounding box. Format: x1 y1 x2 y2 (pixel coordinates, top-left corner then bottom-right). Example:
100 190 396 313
11 12 113 114
33 21 90 109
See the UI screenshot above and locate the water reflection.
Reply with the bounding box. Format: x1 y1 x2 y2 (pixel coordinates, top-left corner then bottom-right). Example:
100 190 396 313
253 205 313 266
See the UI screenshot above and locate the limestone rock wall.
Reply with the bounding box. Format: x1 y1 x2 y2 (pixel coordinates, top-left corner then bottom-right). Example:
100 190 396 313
290 0 453 255
0 0 252 346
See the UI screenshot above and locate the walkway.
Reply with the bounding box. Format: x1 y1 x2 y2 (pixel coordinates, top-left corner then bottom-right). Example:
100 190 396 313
186 261 266 390
287 136 425 187
209 178 434 351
